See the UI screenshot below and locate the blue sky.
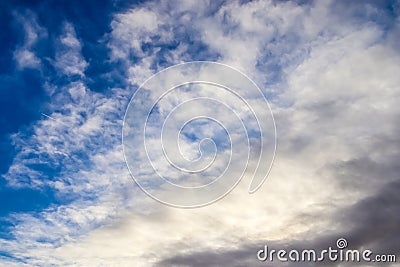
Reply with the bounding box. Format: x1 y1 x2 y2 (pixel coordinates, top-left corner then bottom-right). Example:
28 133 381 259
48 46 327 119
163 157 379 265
1 0 400 266
1 0 118 215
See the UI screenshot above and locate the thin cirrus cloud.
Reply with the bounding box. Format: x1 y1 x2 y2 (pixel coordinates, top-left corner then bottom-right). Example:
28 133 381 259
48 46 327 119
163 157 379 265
53 22 88 77
12 10 47 70
0 0 399 266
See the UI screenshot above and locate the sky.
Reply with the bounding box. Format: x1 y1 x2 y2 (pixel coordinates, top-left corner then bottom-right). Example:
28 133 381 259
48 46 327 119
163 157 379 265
0 0 399 266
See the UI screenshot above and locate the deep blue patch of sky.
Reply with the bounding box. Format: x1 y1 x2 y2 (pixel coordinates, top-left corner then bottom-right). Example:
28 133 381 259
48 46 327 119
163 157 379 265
0 0 146 222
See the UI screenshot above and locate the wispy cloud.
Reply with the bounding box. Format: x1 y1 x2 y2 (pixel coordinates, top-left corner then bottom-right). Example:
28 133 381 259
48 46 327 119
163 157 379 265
3 18 134 265
1 0 399 266
12 10 47 70
54 22 88 77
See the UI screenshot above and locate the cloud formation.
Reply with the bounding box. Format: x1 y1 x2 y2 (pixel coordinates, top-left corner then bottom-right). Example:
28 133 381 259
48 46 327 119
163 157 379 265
1 0 399 266
12 10 47 70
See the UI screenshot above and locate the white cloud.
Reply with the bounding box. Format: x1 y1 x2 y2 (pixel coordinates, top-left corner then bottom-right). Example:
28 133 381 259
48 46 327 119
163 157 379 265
2 1 400 266
12 10 47 70
108 8 160 61
89 1 400 265
54 23 88 77
13 49 41 69
3 17 134 265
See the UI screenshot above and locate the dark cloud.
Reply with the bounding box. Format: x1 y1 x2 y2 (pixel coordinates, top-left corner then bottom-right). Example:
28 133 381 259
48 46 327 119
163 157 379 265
158 151 400 267
340 179 400 255
157 242 271 267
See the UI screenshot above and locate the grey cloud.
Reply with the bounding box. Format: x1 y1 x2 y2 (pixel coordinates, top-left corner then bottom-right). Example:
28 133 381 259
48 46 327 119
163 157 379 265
157 130 400 267
338 178 400 256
